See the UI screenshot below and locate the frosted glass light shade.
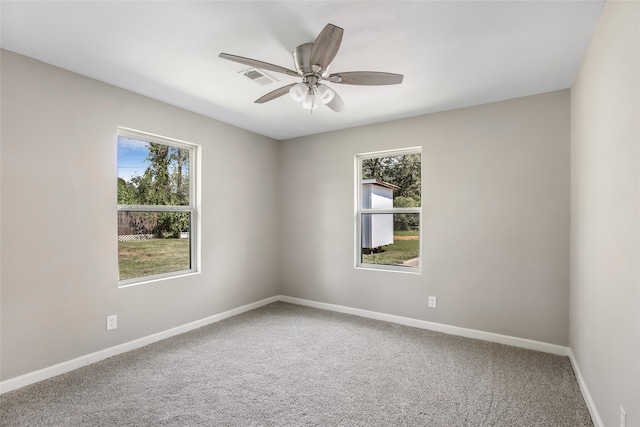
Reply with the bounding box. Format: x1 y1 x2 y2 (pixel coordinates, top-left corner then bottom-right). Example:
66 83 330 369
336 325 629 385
317 84 335 104
289 82 308 102
302 89 318 110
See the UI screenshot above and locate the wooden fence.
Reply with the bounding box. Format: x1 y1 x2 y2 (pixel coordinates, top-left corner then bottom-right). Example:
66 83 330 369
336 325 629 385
117 211 158 241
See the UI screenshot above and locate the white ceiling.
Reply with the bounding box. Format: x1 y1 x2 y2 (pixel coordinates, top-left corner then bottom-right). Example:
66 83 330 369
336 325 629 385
1 1 604 140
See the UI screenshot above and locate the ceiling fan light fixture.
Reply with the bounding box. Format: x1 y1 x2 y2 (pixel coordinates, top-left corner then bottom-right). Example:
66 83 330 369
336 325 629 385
289 82 308 102
302 88 318 110
316 84 336 104
220 23 403 113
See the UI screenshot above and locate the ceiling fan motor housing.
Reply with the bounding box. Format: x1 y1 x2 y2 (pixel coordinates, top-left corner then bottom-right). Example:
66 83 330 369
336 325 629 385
293 43 329 90
293 43 314 76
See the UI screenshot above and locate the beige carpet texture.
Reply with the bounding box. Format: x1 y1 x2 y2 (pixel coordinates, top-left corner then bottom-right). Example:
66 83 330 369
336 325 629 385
0 302 593 426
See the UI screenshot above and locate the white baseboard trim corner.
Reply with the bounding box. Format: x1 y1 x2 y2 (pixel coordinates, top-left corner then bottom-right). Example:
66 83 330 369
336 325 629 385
567 348 603 427
0 296 279 394
278 295 570 356
1 291 592 421
278 296 603 425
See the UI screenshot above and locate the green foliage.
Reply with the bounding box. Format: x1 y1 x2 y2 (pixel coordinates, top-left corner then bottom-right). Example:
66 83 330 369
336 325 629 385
362 153 421 203
392 199 420 231
155 212 190 239
394 196 419 208
136 143 189 206
117 178 138 204
117 141 190 238
362 153 422 232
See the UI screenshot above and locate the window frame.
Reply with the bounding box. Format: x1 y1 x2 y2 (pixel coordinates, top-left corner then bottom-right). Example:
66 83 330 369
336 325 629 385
355 147 422 273
117 127 199 287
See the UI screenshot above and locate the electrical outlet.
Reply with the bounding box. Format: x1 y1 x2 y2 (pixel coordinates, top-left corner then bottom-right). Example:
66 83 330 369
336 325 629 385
620 407 626 427
428 296 437 308
106 315 117 331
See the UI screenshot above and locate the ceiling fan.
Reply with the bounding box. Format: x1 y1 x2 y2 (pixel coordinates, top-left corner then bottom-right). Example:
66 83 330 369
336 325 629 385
219 24 403 112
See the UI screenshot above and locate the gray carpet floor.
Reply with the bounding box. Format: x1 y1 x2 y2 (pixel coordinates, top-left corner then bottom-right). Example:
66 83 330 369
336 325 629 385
1 302 593 426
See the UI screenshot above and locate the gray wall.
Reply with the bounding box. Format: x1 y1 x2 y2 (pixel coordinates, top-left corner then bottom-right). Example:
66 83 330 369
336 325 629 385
279 90 571 346
570 1 640 426
5 14 637 425
0 50 281 380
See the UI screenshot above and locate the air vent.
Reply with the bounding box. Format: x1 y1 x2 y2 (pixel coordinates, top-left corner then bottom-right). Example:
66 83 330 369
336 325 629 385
240 68 278 86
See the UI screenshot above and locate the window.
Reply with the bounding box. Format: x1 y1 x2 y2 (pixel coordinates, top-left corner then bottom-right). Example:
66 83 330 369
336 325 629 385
117 127 198 286
356 148 421 272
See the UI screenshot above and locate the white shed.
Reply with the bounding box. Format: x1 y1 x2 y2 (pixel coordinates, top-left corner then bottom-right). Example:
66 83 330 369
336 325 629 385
361 179 400 249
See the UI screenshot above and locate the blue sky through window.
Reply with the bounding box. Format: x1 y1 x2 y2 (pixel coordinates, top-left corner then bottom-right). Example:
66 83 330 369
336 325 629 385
117 136 150 182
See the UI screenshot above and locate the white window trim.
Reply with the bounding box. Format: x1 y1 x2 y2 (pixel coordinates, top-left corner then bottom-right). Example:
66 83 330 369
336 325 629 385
117 127 200 287
355 147 422 273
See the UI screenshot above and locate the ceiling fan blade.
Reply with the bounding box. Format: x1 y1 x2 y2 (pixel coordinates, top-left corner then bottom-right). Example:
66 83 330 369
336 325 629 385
219 53 298 77
325 90 345 112
254 83 296 104
327 71 404 85
309 24 344 70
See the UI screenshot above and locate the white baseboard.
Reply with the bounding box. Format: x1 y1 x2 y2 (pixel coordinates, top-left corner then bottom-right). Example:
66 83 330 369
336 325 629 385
0 296 279 394
567 348 603 427
280 296 600 427
279 295 570 356
1 290 596 427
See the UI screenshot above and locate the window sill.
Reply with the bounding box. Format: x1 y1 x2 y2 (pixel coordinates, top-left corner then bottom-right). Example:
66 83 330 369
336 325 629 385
118 270 200 288
355 264 422 274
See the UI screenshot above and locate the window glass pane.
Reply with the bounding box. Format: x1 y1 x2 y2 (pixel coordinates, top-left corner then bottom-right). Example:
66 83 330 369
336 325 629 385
118 211 191 281
361 213 420 267
117 136 190 206
361 153 421 208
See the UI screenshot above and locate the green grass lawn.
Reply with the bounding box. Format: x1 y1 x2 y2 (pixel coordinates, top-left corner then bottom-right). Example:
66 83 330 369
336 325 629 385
392 230 419 237
119 231 417 280
118 238 190 281
362 231 419 266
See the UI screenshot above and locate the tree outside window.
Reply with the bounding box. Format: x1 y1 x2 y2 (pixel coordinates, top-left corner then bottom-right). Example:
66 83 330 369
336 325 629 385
357 149 422 271
117 128 198 285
